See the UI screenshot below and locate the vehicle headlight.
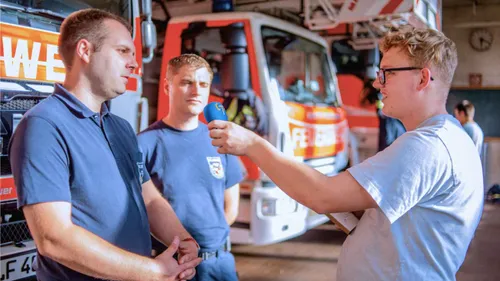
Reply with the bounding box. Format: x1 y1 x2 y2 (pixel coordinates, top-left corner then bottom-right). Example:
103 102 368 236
261 198 298 216
261 199 277 216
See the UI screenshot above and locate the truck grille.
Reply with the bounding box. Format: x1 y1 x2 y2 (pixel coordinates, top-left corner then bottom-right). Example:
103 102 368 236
0 98 39 111
1 97 44 176
0 158 12 176
0 221 32 246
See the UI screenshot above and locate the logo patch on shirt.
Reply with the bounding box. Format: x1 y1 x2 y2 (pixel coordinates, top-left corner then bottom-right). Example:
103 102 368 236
137 161 145 183
207 156 224 179
136 152 145 183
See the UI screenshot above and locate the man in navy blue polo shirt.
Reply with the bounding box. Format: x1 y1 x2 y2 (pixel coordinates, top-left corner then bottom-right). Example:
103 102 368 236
9 9 201 281
138 54 243 281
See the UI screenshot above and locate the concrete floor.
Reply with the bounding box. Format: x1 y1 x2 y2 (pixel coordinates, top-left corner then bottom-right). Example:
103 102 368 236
234 203 500 281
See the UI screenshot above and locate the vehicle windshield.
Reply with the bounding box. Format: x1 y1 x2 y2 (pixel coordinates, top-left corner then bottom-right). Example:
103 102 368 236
261 26 338 106
1 0 130 32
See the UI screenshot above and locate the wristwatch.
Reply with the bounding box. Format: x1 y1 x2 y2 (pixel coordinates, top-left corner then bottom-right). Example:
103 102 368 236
181 237 200 250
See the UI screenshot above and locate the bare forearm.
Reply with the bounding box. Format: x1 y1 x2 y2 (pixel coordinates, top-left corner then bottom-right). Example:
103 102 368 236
224 209 238 225
147 197 192 245
224 185 239 226
40 225 161 281
247 138 330 212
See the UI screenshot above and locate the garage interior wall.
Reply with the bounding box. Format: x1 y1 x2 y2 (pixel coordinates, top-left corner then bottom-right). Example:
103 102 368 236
443 2 500 192
443 3 500 138
443 3 500 87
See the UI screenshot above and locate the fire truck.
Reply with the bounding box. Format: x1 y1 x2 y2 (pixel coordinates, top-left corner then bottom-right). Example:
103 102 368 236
0 0 156 279
154 0 442 245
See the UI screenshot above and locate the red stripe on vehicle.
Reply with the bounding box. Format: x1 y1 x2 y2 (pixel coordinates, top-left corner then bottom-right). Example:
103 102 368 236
380 0 404 15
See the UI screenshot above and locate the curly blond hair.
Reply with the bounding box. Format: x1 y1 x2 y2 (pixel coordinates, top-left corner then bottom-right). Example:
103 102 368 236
166 54 213 82
380 25 458 86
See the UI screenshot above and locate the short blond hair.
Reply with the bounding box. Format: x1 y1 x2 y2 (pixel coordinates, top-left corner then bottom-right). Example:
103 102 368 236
380 25 458 86
166 54 213 81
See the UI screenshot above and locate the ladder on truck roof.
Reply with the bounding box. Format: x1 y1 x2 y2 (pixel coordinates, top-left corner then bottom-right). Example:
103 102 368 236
303 0 441 49
160 0 441 50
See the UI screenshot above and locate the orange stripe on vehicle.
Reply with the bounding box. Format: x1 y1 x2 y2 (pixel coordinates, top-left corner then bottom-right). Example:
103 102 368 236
380 0 404 15
435 11 442 31
337 74 379 129
133 16 143 75
0 23 64 82
286 102 348 159
244 21 262 99
0 177 17 202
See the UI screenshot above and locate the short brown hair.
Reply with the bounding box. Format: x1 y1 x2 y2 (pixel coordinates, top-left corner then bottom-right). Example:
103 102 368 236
380 25 458 86
455 100 475 118
59 8 131 70
166 54 213 82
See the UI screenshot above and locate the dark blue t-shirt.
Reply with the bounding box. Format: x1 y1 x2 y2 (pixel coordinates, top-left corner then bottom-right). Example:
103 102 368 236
138 121 243 251
8 84 152 281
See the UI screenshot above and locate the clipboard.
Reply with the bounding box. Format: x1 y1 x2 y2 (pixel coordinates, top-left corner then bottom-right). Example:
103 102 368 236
325 212 359 235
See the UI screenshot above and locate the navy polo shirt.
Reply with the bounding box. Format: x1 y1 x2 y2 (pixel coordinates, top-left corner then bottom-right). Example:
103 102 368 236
9 84 152 281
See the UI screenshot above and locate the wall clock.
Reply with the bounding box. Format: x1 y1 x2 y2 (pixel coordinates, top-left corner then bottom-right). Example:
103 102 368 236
469 28 493 52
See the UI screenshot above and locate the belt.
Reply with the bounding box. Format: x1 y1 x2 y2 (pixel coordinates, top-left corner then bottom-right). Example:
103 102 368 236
198 238 231 261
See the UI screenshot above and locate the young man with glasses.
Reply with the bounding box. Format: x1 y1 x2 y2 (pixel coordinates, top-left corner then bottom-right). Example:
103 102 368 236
207 25 484 280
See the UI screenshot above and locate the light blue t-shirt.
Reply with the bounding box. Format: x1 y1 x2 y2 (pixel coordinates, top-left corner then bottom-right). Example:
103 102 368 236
463 121 484 155
341 114 484 281
138 121 244 251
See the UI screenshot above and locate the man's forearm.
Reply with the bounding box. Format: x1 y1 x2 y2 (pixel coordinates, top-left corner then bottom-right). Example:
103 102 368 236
224 185 239 226
147 197 192 245
40 224 162 281
247 138 331 212
224 209 237 225
245 138 375 213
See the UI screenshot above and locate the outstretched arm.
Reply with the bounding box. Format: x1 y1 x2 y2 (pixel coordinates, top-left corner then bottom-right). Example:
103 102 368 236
209 121 377 214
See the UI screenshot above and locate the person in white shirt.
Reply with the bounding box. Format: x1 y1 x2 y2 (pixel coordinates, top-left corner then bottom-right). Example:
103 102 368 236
454 100 484 155
207 25 484 281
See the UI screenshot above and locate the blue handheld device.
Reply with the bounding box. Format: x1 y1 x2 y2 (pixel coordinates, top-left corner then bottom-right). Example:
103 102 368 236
204 102 228 122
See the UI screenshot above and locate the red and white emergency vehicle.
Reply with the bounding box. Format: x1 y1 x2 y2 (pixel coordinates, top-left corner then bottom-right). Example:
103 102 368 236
157 0 442 245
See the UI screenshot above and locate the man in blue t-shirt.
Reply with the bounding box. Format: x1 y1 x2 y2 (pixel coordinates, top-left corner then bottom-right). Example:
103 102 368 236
9 9 200 281
454 100 484 155
138 54 243 281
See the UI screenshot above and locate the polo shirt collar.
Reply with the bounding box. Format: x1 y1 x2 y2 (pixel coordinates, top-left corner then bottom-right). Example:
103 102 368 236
53 83 110 118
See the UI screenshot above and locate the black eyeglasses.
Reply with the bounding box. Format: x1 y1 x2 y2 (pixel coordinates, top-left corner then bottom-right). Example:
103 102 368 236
377 67 434 85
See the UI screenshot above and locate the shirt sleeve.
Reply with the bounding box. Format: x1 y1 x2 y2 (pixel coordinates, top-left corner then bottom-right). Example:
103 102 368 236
140 155 151 184
9 116 71 209
225 154 244 189
137 131 155 177
463 125 476 141
347 131 449 223
131 132 150 185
